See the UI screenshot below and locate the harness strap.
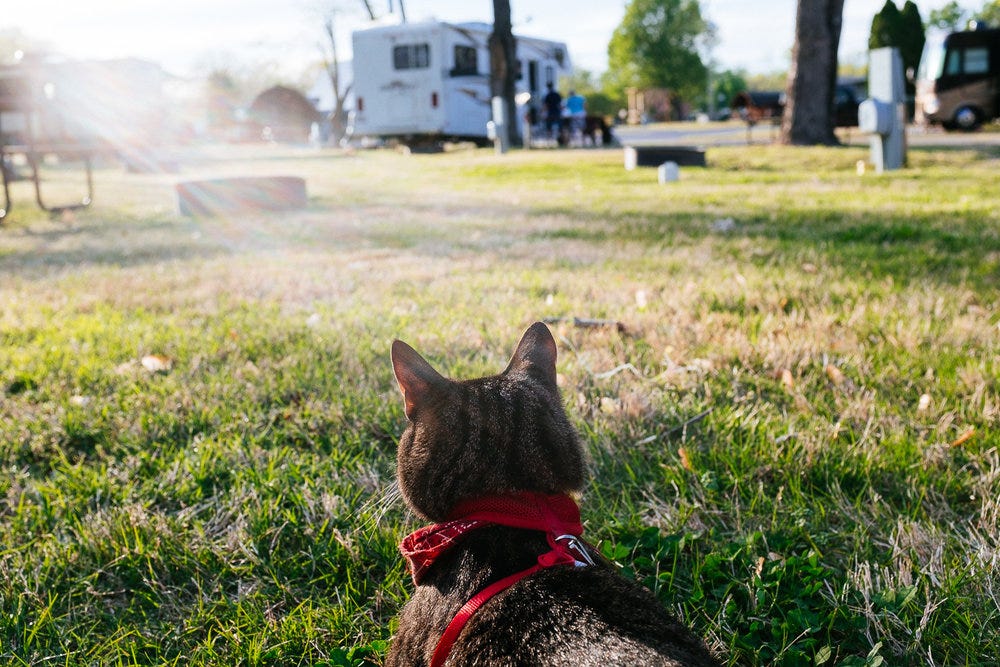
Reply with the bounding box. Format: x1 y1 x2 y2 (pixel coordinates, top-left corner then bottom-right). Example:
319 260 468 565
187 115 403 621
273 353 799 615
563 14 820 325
430 564 543 667
429 533 593 667
400 493 594 667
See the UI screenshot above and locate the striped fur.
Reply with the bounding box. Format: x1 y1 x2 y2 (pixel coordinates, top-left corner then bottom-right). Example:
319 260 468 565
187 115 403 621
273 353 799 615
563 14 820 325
387 322 721 666
391 322 585 522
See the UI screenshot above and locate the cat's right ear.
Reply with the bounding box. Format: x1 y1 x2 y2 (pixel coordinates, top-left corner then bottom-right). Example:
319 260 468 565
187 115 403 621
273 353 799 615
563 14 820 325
506 321 559 389
391 340 445 421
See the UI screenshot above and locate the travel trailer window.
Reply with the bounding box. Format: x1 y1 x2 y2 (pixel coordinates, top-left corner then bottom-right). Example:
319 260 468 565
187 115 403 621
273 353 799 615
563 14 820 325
964 48 989 74
452 45 478 76
943 47 990 76
394 44 430 70
945 49 961 75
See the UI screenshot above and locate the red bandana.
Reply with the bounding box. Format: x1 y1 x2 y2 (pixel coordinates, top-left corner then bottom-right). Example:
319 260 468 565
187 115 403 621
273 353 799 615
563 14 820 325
401 518 491 585
400 491 587 584
398 491 596 667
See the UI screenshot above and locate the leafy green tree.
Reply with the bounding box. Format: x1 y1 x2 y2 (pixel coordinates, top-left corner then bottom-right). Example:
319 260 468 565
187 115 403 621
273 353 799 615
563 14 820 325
869 0 902 50
975 0 1000 25
868 1 924 99
929 1 1000 31
927 1 968 30
712 69 748 111
898 2 926 77
559 70 619 118
605 0 711 103
746 70 790 91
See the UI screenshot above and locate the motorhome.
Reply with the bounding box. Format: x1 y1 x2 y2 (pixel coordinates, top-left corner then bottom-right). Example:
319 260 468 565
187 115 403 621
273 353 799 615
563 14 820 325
350 20 571 144
915 26 1000 130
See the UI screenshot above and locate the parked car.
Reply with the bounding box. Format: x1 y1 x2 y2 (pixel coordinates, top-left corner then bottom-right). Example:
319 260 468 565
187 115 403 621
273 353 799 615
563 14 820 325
730 80 863 128
834 81 864 127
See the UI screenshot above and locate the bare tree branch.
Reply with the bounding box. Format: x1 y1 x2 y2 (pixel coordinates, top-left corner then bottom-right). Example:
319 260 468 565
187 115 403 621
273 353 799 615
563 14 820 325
318 11 353 142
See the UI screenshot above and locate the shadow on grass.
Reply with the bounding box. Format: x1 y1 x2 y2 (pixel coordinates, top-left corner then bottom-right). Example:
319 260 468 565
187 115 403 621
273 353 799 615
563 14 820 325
534 205 1000 290
0 239 224 281
907 143 1000 159
0 213 228 281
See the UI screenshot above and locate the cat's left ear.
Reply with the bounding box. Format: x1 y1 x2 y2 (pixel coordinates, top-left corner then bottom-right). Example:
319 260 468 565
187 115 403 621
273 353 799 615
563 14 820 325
392 340 446 421
506 322 558 388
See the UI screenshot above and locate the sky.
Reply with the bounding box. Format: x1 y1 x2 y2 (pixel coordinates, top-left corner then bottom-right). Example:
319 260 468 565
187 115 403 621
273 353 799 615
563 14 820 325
2 0 977 79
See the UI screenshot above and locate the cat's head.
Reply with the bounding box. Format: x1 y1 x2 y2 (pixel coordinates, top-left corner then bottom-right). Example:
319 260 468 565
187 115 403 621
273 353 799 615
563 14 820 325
390 322 586 521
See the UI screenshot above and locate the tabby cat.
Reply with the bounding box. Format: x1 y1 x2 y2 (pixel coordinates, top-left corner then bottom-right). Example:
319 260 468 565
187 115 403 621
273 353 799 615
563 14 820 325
387 322 720 666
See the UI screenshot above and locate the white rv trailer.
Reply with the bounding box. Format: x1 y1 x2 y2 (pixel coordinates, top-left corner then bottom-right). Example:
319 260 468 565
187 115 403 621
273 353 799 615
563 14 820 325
350 20 571 143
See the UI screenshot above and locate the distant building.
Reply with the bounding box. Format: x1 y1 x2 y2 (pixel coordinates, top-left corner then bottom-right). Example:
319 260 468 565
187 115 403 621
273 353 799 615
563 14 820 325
626 88 689 123
248 85 320 143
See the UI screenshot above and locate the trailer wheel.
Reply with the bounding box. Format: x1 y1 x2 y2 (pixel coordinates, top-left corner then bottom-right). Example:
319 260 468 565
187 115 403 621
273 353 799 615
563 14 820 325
952 106 982 131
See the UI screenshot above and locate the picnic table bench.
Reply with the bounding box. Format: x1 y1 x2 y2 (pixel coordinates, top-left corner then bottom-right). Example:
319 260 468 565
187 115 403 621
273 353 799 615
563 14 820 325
1 64 95 223
623 144 707 169
1 143 95 222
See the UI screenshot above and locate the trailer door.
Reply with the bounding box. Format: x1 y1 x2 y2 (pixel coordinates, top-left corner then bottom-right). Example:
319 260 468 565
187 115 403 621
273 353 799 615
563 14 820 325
352 26 442 136
384 40 438 130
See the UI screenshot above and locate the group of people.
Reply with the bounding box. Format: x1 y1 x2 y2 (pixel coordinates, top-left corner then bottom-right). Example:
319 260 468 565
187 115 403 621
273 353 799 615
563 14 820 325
540 83 587 145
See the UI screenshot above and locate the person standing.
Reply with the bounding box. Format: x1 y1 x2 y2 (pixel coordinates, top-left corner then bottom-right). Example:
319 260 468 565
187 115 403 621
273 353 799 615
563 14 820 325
542 83 563 141
565 89 586 145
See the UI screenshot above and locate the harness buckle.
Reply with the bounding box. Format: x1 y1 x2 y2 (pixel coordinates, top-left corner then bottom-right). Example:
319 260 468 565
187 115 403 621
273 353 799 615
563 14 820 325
554 534 596 567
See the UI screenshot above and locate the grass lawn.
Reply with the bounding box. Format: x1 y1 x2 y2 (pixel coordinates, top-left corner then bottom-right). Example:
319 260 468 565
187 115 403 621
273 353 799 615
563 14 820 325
1 141 998 666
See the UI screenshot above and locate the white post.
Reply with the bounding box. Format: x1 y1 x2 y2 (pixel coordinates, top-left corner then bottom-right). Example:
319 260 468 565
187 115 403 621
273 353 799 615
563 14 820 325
491 96 509 154
860 47 907 172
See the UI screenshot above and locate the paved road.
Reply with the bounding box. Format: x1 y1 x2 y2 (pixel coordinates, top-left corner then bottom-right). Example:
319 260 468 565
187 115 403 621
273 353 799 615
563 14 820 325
613 120 1000 148
614 121 753 146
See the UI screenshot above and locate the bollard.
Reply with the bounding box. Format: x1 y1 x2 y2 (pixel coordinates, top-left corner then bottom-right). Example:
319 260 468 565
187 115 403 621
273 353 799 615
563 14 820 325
658 161 679 183
490 97 509 154
624 146 638 171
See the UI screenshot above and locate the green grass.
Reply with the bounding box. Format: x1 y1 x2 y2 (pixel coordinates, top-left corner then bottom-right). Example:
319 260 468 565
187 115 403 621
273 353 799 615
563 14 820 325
1 142 998 665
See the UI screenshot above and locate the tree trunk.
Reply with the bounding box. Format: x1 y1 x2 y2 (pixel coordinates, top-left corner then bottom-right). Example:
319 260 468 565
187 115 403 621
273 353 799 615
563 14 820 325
489 0 520 146
780 0 845 145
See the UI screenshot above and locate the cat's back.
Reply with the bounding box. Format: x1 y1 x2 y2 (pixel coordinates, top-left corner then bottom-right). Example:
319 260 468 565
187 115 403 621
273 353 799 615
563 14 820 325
387 325 720 666
451 565 718 666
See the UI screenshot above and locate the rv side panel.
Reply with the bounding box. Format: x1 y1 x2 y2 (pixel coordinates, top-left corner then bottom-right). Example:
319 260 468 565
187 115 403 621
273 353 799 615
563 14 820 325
439 25 492 137
351 21 571 142
916 27 1000 130
351 24 447 138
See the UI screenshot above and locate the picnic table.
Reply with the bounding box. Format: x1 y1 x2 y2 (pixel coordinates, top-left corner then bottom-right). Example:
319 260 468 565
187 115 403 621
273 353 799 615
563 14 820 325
1 63 95 223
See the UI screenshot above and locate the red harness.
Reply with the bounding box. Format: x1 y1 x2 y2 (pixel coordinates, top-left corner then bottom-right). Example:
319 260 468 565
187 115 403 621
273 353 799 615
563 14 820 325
399 492 595 667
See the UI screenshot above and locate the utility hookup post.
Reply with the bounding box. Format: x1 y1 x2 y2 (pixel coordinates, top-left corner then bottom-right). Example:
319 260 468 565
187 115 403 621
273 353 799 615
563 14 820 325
858 47 907 172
